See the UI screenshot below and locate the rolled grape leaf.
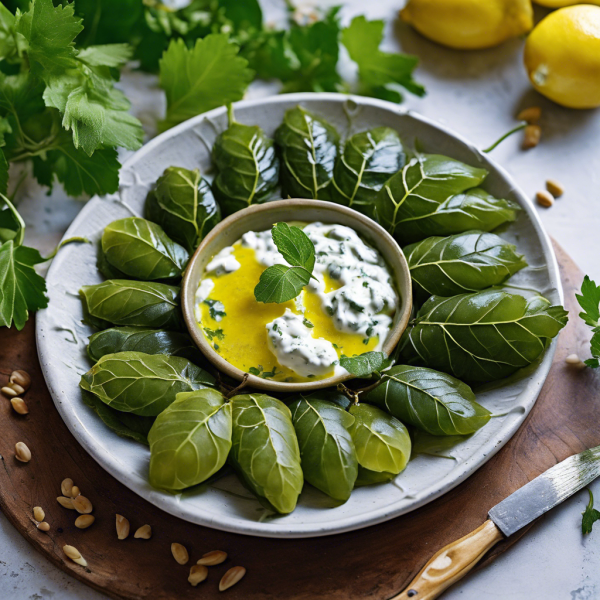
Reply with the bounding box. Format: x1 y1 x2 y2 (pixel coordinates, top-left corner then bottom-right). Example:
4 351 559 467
146 166 221 253
330 127 405 220
87 326 205 365
373 154 488 239
275 106 339 199
405 231 527 297
212 108 279 216
148 389 232 491
404 290 568 383
354 466 396 487
101 217 189 280
348 403 411 475
81 390 154 445
398 187 520 244
97 245 130 280
363 365 490 436
80 351 215 416
80 280 183 330
290 396 358 502
229 393 303 514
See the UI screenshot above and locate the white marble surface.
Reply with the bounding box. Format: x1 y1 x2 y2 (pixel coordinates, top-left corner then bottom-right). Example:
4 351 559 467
2 0 600 598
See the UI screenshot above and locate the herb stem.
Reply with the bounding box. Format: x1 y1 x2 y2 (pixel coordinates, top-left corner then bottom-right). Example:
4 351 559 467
482 122 527 153
225 373 250 399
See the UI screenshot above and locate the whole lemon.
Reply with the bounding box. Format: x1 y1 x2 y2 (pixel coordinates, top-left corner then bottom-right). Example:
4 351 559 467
524 5 600 108
400 0 533 50
533 1 600 7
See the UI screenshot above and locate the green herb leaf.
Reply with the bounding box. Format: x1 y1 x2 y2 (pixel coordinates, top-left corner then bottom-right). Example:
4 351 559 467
342 16 425 103
254 224 316 304
363 365 490 436
159 35 253 131
0 239 48 330
576 275 600 368
582 489 600 534
148 389 232 491
77 43 132 68
340 351 389 377
0 149 7 196
405 231 527 297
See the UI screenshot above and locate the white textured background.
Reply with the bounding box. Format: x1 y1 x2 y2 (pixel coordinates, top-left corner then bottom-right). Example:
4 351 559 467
2 0 600 598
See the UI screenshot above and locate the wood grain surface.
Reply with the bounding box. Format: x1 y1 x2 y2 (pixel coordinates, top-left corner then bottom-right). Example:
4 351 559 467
0 242 597 600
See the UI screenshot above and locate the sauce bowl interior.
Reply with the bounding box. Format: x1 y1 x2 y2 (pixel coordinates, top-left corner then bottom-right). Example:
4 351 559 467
181 199 413 393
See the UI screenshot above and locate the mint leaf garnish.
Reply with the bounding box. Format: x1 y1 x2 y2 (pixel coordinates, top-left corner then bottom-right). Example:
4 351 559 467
254 223 316 304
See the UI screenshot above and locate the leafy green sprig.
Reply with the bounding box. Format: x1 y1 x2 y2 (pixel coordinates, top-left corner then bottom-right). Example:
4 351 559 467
576 275 600 368
582 488 600 534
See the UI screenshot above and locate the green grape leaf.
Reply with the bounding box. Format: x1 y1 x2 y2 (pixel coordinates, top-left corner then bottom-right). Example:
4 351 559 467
363 365 490 436
290 396 357 502
80 351 215 416
159 35 253 131
148 389 232 491
339 351 389 378
342 16 425 102
405 231 527 297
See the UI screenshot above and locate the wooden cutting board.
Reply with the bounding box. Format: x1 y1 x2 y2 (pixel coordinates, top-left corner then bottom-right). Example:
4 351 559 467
0 241 597 600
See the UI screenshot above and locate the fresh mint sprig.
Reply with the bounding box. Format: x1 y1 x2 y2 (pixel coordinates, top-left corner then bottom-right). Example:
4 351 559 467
576 275 600 368
254 223 317 304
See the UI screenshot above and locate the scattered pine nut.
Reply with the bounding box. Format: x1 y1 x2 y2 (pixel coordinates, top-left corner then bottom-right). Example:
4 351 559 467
2 386 18 398
11 398 29 415
134 524 152 539
536 190 554 208
188 565 208 586
57 496 75 510
517 106 541 124
546 179 564 198
9 382 25 395
116 514 130 540
219 566 246 592
565 353 586 368
33 506 45 522
171 543 189 565
61 478 74 497
197 550 227 566
75 515 95 529
37 522 50 532
10 370 31 391
15 442 31 463
70 486 80 498
522 124 541 149
72 495 93 514
63 545 87 567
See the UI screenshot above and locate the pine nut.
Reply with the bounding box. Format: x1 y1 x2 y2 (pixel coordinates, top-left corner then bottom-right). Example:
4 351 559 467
11 398 29 415
33 506 45 522
15 442 31 462
546 179 564 198
63 545 87 567
2 386 18 398
565 353 586 368
61 478 74 497
57 496 75 510
75 515 95 529
197 550 227 566
171 543 189 565
116 514 130 539
522 124 541 149
8 382 25 395
72 495 93 514
10 370 31 391
134 524 152 539
37 522 50 532
536 190 554 208
219 566 246 592
70 486 80 498
188 565 208 586
517 106 541 124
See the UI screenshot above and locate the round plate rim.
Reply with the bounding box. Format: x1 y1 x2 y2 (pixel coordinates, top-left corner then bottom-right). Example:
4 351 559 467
36 92 562 538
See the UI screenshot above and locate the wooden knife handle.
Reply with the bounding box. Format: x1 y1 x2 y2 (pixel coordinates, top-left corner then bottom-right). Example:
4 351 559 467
389 520 504 600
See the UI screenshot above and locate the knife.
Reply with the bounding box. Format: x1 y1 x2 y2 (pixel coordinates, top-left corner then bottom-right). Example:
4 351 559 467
391 445 600 600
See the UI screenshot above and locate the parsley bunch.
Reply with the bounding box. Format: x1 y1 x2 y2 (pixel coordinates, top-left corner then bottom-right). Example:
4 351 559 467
576 275 600 368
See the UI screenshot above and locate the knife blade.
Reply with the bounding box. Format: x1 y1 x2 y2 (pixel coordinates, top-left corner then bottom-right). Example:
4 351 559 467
391 445 600 600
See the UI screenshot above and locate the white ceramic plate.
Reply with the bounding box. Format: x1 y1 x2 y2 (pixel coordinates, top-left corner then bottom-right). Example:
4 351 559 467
37 93 562 538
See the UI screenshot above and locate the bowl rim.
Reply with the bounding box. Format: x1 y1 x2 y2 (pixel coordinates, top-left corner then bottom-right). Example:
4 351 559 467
181 198 413 393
